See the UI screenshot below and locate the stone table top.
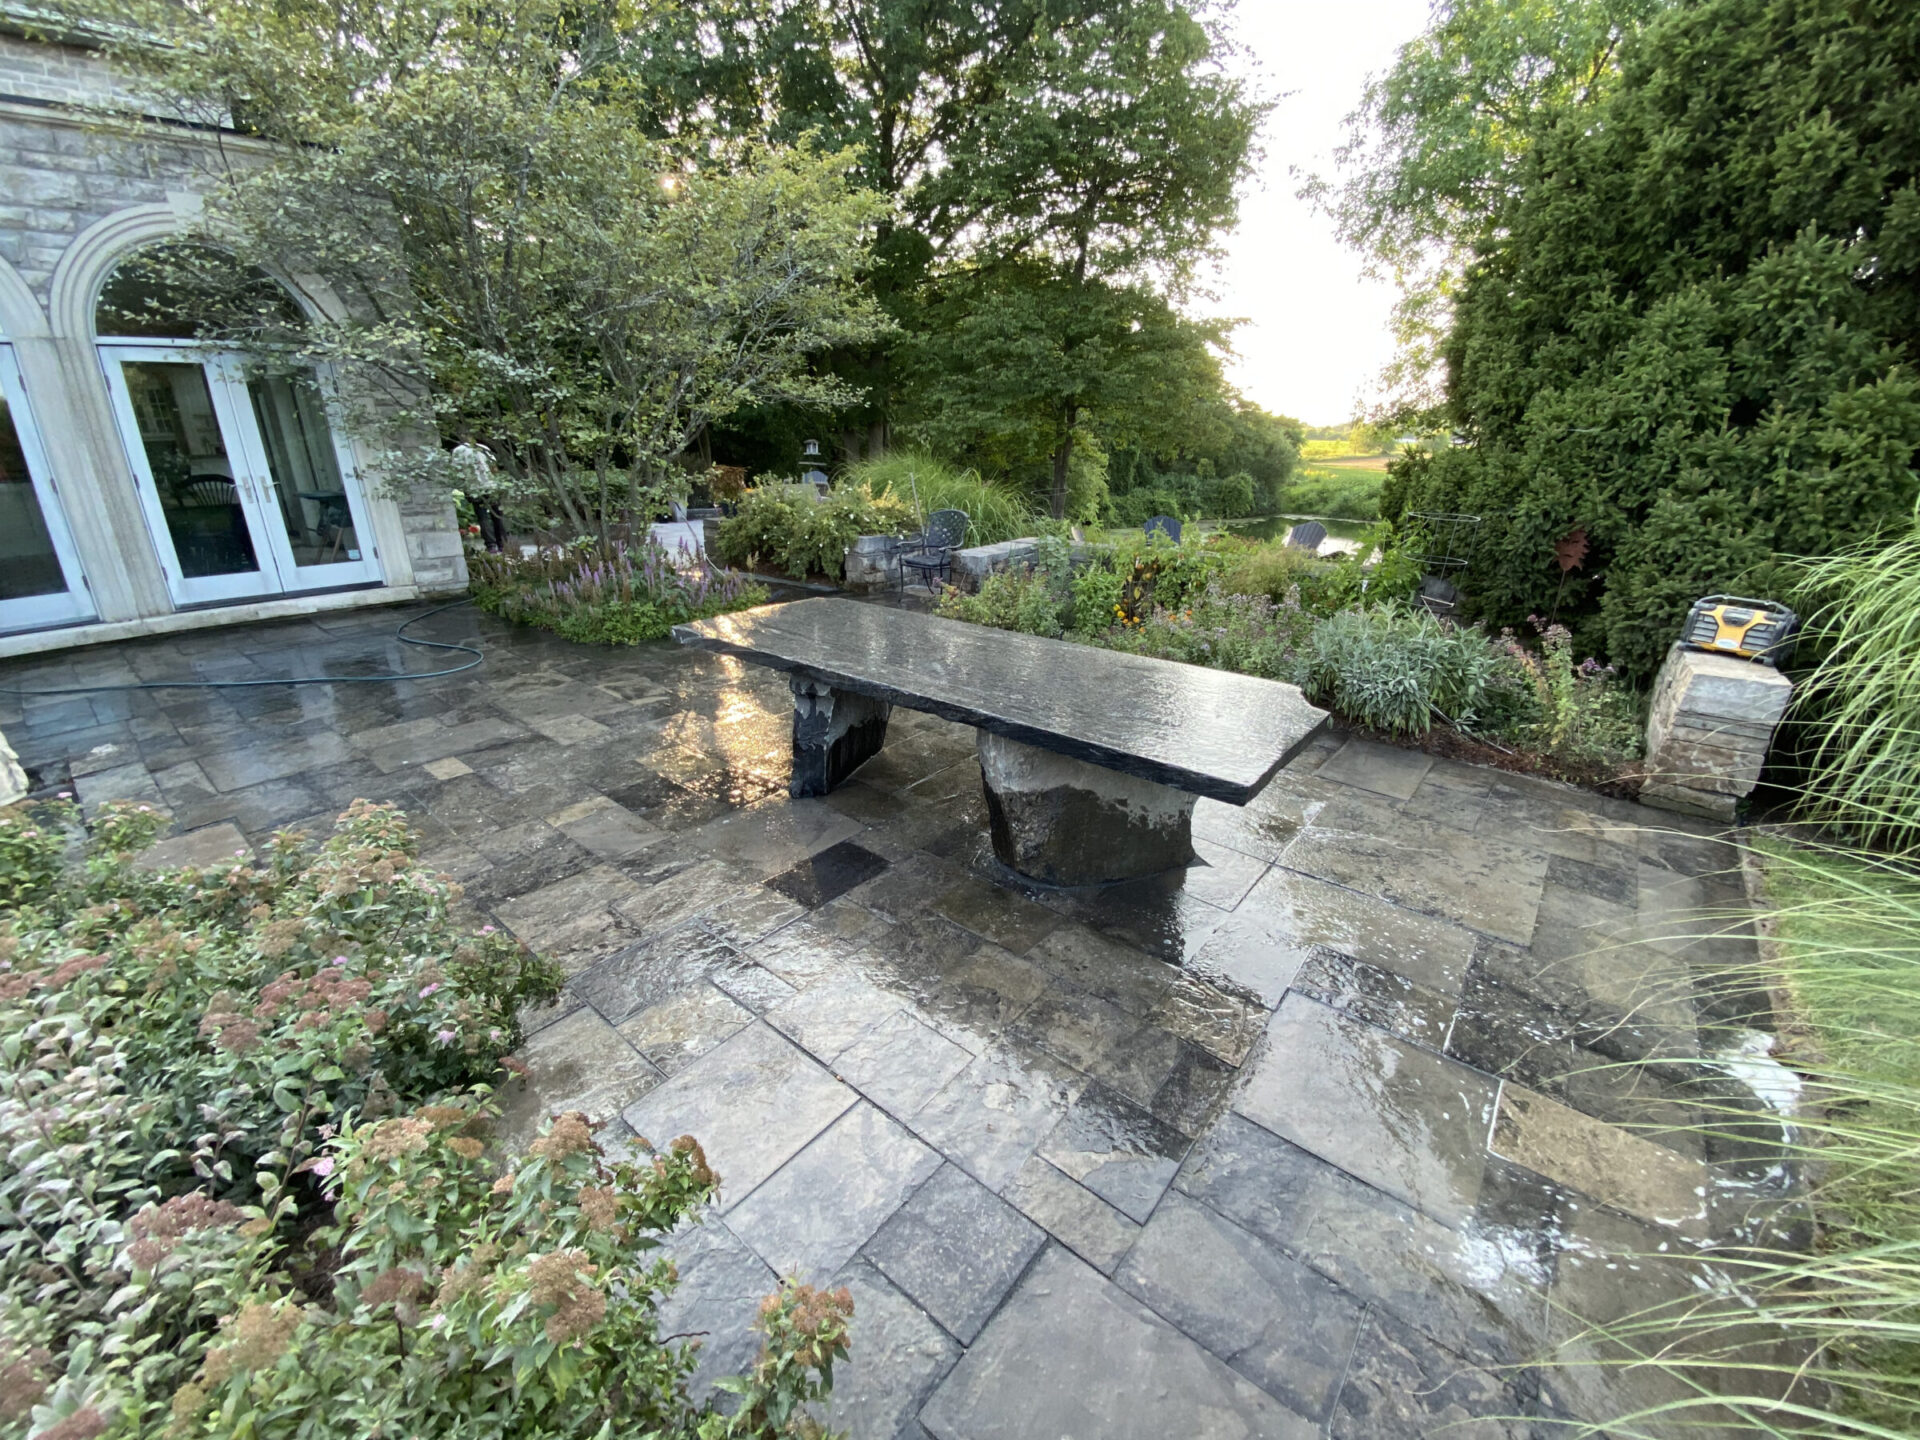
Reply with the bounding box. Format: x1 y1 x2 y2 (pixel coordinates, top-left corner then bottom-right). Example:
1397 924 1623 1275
672 598 1328 804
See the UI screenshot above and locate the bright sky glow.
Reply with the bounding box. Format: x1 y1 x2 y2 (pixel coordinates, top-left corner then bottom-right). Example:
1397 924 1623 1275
1200 0 1433 427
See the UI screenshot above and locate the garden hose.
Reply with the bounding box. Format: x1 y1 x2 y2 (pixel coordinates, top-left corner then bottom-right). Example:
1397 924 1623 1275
0 600 484 697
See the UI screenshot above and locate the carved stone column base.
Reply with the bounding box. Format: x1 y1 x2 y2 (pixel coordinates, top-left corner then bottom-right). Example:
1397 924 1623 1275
977 730 1195 885
789 676 891 797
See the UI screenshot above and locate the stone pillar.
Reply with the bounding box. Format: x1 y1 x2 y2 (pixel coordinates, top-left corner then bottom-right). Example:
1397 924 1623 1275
0 728 25 808
789 676 891 798
976 730 1196 885
1639 643 1792 822
842 535 900 591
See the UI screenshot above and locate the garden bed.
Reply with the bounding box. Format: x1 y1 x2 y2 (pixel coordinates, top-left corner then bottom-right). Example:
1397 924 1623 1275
470 537 767 645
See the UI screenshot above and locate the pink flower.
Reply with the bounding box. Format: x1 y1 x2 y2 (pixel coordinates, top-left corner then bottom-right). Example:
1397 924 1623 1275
57 790 73 799
312 1156 335 1178
435 1028 456 1046
419 983 440 998
333 956 350 967
480 926 496 936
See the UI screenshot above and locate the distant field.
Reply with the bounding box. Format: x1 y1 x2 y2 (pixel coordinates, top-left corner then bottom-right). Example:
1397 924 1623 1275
1273 464 1385 521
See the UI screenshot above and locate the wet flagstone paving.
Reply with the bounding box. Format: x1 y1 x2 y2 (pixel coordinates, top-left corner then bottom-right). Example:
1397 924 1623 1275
2 600 1807 1438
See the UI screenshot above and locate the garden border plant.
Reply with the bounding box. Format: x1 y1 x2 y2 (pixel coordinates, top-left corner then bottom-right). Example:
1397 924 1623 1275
0 797 852 1439
470 536 769 646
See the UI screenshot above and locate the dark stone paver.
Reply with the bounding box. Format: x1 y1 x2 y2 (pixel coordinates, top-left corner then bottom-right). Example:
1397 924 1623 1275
0 599 1800 1435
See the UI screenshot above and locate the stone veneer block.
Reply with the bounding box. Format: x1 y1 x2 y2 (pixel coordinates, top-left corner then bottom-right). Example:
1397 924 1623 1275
952 538 1039 590
1641 644 1790 819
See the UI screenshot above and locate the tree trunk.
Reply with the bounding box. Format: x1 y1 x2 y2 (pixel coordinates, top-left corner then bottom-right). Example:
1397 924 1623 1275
1050 425 1075 521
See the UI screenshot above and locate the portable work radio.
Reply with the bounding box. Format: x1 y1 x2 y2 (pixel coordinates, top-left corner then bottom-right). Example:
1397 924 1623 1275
1680 595 1798 667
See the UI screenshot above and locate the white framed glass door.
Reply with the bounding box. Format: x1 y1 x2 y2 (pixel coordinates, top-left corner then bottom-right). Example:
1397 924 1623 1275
99 343 382 607
0 344 93 633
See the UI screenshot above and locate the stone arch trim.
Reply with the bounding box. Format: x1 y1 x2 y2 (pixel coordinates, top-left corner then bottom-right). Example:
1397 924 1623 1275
48 202 184 341
0 254 50 340
51 201 349 342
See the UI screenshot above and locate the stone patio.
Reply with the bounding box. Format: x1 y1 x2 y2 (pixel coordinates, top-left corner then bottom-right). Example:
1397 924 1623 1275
0 601 1805 1438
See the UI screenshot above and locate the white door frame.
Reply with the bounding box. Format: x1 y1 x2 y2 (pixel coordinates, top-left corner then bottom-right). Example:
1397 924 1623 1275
97 340 383 607
0 343 94 633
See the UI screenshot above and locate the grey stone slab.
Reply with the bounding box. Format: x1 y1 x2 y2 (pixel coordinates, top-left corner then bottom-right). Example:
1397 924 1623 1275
1283 812 1551 945
133 821 251 872
615 981 755 1076
621 1022 857 1207
653 1219 779 1402
930 874 1063 954
1176 1114 1548 1368
913 942 1053 1046
494 864 646 972
1038 1081 1190 1223
1492 1084 1709 1234
1315 736 1434 800
913 1044 1087 1192
727 1102 941 1280
1290 948 1458 1050
765 973 905 1062
74 759 169 819
674 598 1329 803
863 1162 1046 1344
1145 972 1266 1066
1179 837 1271 912
710 959 799 1013
1024 925 1177 1016
1191 866 1476 1005
822 1258 964 1440
1329 1309 1532 1439
202 731 355 790
1190 779 1333 865
495 1006 664 1152
610 856 761 934
1115 1191 1366 1422
835 1011 978 1122
544 795 663 859
920 1244 1320 1440
1000 1155 1141 1275
698 885 810 948
683 795 864 880
1235 993 1497 1229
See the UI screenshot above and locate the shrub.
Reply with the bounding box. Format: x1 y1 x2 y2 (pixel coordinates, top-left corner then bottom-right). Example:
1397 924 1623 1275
843 451 1036 546
1202 471 1256 519
471 539 767 645
1492 619 1643 766
714 483 912 579
1303 606 1506 736
1216 542 1340 615
1097 582 1314 682
0 800 850 1439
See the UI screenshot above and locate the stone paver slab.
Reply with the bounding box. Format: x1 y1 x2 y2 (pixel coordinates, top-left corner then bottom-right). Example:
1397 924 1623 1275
823 1258 963 1440
727 1102 941 1280
1000 1155 1140 1275
1236 994 1497 1228
496 1007 663 1151
1192 867 1476 1004
1116 1191 1365 1422
621 1022 856 1207
1038 1082 1190 1223
921 1245 1319 1440
913 1045 1087 1192
652 1219 778 1401
615 981 754 1076
1315 736 1434 800
1330 1310 1531 1439
1283 814 1551 946
1492 1084 1708 1233
835 1011 977 1121
134 821 251 872
863 1163 1046 1344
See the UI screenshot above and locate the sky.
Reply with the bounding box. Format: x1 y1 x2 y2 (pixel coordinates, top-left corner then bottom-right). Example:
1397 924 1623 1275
1198 0 1434 428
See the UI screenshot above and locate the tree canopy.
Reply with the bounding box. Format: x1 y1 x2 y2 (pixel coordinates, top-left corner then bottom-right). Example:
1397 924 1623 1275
1383 0 1920 679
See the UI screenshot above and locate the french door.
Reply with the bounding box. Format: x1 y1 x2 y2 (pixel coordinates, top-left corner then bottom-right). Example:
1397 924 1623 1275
99 343 382 607
0 344 92 634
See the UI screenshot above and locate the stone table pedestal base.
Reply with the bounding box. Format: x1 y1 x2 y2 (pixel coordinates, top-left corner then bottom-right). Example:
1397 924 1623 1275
789 677 891 798
977 730 1195 885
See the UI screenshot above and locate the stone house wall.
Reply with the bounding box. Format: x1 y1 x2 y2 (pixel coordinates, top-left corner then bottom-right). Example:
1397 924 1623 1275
0 23 466 659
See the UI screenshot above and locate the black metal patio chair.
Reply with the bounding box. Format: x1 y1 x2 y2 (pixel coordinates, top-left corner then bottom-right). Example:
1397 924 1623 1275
897 507 970 593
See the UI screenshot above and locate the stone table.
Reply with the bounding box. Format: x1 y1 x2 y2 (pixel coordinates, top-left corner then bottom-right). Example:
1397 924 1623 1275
673 598 1328 884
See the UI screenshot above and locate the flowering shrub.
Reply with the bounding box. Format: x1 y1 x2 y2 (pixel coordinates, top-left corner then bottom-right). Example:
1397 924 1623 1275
0 801 851 1439
712 483 912 580
471 538 768 645
1494 618 1643 766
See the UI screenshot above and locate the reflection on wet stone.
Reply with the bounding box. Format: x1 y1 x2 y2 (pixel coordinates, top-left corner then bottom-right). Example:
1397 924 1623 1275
1039 1081 1191 1223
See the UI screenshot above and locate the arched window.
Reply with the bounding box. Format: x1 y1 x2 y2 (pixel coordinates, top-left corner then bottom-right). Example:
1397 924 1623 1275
95 242 304 341
95 244 381 603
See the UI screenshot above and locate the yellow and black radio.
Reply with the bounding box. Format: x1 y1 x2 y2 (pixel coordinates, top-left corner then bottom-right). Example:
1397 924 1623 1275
1681 595 1798 667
